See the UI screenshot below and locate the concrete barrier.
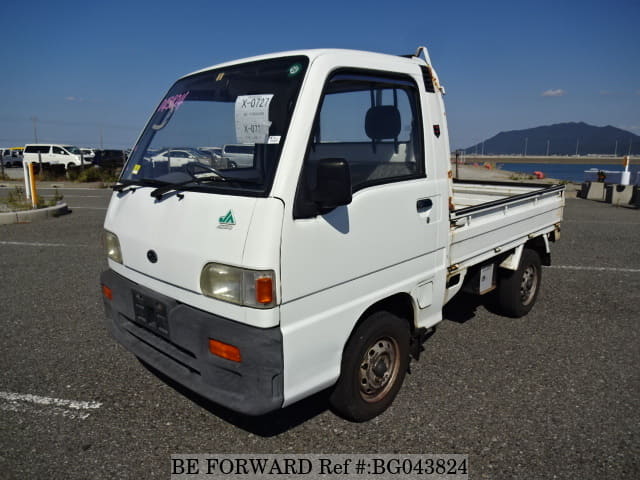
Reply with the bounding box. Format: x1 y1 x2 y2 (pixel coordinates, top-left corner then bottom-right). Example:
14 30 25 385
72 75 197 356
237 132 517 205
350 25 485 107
578 182 589 198
0 202 70 225
583 181 606 201
605 184 634 206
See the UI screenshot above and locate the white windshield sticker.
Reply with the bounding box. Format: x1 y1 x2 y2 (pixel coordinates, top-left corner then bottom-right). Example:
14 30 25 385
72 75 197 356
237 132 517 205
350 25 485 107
235 94 273 144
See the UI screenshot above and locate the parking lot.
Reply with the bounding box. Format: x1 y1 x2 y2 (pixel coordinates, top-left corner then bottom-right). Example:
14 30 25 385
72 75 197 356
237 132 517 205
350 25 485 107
0 185 638 479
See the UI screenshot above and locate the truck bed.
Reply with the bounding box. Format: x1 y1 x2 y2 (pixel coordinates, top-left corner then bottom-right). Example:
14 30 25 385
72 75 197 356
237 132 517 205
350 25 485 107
449 180 565 269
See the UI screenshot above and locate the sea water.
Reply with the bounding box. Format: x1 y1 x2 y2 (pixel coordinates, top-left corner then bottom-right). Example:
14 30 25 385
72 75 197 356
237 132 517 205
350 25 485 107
497 163 640 183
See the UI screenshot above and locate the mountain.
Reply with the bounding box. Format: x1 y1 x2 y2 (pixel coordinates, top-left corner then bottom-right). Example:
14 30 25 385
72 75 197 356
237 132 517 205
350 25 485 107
463 122 640 156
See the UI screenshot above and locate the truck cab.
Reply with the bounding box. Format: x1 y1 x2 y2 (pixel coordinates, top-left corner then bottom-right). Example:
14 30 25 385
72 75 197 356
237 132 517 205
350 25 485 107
101 48 563 421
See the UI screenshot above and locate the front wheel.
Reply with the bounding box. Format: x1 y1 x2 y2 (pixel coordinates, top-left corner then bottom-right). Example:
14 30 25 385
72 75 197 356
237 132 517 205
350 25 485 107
329 311 410 422
493 248 542 318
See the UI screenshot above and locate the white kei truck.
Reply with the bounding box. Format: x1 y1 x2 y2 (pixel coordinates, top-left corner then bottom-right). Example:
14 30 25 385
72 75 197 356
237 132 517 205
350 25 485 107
101 47 564 422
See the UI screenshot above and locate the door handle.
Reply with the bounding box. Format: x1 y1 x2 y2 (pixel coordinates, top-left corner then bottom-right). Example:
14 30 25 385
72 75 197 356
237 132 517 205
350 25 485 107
416 198 433 212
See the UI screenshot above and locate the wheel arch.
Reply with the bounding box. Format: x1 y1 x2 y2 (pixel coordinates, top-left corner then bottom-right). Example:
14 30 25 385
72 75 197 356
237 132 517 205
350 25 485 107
354 293 416 337
525 235 551 266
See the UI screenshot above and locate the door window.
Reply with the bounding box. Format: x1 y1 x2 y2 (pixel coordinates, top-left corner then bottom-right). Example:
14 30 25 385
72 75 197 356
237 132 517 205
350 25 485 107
308 71 424 189
294 70 424 218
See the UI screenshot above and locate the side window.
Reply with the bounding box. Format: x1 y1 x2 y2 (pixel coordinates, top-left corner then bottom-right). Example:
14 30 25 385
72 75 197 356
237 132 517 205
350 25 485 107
52 146 65 155
306 71 424 192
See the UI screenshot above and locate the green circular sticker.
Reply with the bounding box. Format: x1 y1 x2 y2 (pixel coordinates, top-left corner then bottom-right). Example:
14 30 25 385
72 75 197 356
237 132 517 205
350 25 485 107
288 63 302 77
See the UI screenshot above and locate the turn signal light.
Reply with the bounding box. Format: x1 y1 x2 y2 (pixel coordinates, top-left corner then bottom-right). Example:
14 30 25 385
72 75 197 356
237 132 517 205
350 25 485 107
255 277 273 304
208 338 242 363
102 285 113 301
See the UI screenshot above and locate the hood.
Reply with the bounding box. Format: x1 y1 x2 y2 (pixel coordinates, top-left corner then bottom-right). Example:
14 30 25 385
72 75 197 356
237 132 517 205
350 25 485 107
104 188 257 293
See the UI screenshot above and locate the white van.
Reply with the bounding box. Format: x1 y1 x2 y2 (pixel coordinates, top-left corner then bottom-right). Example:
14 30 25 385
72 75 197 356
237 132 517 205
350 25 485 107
221 144 254 167
23 144 85 169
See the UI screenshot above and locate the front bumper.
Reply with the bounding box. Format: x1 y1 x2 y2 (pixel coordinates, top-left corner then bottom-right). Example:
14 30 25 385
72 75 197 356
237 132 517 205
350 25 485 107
100 269 284 415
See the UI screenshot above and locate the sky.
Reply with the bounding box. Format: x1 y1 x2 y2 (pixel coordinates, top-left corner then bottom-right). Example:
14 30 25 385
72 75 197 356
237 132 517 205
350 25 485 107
0 0 638 150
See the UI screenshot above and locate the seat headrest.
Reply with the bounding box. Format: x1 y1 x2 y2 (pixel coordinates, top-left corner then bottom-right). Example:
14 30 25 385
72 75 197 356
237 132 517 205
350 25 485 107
365 105 401 140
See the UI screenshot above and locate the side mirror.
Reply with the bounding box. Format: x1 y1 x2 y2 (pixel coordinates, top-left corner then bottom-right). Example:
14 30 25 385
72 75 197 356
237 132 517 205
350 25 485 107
312 158 352 212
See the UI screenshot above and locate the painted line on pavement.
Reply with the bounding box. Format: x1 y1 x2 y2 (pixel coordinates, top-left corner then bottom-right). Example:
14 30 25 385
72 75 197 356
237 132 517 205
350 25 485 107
0 391 102 420
68 206 108 210
57 195 104 198
0 240 89 247
564 220 639 225
551 265 640 273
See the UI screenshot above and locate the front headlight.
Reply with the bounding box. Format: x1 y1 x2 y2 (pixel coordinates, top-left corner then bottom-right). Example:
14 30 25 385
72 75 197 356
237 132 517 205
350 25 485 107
200 263 276 308
104 230 122 264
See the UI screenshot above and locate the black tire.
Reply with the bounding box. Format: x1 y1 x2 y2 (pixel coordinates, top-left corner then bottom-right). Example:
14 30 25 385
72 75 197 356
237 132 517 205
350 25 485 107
329 311 410 422
494 248 542 318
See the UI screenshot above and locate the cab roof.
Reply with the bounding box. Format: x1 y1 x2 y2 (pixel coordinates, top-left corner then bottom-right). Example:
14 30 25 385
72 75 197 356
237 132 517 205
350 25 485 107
183 48 431 80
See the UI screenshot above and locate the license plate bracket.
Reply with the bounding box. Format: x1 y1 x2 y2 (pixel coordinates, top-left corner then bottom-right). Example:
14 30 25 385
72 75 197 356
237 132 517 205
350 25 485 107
132 290 170 338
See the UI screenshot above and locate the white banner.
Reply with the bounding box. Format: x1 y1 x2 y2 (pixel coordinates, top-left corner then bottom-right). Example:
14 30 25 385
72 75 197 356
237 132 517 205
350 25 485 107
235 94 273 144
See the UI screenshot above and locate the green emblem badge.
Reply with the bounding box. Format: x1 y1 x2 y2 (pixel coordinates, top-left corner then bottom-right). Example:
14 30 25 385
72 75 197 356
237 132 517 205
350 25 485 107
218 210 236 229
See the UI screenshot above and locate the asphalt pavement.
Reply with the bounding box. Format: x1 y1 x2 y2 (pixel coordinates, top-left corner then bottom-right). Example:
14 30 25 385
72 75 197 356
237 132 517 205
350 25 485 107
0 185 638 479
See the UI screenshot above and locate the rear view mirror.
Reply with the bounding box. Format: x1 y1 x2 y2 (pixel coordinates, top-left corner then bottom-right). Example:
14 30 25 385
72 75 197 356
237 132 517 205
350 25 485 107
312 158 352 212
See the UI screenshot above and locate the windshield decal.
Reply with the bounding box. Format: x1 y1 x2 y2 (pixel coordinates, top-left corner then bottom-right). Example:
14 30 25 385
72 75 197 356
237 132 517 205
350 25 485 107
132 164 141 175
157 91 190 112
235 94 273 144
288 63 303 77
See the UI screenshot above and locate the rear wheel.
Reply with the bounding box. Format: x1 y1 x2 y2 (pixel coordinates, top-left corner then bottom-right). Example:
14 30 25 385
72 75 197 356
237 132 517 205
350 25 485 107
329 311 410 422
493 248 541 318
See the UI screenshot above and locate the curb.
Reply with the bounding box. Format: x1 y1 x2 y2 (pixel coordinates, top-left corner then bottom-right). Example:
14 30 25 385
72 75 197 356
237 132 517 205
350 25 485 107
0 202 71 225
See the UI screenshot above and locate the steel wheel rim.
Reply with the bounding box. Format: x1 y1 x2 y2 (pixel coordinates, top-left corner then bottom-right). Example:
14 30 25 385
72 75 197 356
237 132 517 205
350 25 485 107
359 336 400 403
520 265 538 306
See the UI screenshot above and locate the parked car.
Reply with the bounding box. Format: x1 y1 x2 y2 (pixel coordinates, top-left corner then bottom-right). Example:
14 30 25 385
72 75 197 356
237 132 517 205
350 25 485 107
1 148 12 168
221 144 254 167
1 147 23 167
92 149 127 169
150 148 212 167
198 147 237 169
80 148 95 162
23 144 84 169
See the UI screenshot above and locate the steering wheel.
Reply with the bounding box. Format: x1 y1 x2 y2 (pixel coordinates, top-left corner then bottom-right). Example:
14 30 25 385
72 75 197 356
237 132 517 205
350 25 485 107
186 162 225 179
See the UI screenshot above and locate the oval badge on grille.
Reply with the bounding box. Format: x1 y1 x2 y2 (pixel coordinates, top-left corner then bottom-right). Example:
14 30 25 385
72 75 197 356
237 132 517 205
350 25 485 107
147 250 158 263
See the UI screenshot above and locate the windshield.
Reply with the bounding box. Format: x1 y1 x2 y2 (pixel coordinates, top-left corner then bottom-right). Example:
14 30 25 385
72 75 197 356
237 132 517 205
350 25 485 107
64 146 81 154
122 56 309 195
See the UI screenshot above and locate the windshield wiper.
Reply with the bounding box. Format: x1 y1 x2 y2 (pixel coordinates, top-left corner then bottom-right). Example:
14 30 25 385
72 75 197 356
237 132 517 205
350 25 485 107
149 172 226 199
112 178 165 193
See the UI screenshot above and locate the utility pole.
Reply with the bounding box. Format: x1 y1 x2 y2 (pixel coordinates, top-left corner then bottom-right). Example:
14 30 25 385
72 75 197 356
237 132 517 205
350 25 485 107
614 140 618 156
100 126 104 149
546 139 550 156
524 137 528 156
30 116 39 143
629 138 633 156
575 138 580 156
